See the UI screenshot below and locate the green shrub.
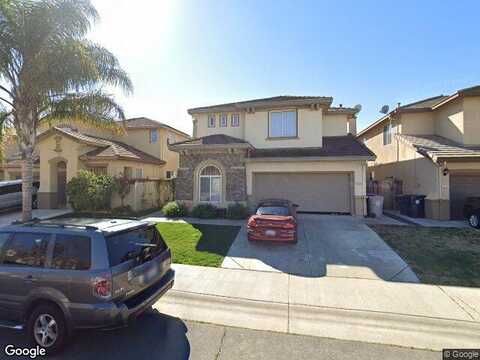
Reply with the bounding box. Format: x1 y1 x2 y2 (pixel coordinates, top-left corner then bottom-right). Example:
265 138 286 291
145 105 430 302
226 203 249 219
67 170 116 211
191 203 217 219
162 201 188 217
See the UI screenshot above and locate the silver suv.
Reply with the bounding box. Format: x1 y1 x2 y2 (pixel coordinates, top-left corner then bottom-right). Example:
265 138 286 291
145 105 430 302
0 218 174 352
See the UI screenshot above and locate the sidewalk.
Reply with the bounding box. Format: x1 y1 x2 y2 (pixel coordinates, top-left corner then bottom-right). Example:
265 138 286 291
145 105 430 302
154 264 480 351
384 210 469 228
0 208 72 227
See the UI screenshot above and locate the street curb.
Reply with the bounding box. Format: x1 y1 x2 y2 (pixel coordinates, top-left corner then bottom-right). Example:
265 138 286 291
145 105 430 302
155 290 480 351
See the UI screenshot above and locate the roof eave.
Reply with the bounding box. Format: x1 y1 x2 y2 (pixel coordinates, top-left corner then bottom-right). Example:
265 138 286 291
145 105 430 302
169 143 253 152
188 98 334 114
246 155 376 162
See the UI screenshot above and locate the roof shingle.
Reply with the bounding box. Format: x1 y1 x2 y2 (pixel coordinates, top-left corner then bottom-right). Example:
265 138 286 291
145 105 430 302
171 134 249 147
396 134 480 162
42 127 165 165
249 135 375 159
188 95 333 114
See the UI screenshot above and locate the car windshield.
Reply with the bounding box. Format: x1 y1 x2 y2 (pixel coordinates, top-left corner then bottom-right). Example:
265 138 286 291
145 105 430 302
256 206 290 216
106 226 167 266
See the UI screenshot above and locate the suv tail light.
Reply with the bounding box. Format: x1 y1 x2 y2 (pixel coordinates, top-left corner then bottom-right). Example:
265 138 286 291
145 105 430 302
282 220 296 230
92 274 112 299
247 218 257 228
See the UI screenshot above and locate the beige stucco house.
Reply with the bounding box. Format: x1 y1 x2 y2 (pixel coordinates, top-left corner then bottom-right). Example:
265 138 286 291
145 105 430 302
170 96 375 216
358 85 480 220
0 117 190 210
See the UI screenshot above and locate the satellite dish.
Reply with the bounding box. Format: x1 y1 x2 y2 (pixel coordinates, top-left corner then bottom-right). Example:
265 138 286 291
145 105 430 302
354 104 362 113
380 105 389 114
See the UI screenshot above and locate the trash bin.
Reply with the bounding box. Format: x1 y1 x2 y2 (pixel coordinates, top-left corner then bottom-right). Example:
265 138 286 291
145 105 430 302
396 195 410 216
367 195 384 218
408 195 426 218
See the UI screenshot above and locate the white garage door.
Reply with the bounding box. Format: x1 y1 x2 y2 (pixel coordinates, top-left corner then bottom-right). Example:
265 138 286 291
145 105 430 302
253 172 351 213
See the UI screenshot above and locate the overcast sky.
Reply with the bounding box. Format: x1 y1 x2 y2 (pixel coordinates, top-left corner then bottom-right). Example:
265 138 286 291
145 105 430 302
89 0 480 135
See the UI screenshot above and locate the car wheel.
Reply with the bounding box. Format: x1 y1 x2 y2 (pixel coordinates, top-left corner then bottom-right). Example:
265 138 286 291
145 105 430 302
27 304 67 353
468 212 480 229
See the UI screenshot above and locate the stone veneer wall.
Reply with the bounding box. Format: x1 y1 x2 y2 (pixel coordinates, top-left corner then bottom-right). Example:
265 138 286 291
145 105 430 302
175 148 247 207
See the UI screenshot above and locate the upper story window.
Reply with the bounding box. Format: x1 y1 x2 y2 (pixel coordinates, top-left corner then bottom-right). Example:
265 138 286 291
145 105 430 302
383 123 392 145
150 128 158 143
208 115 216 128
231 114 240 127
269 110 297 138
220 114 228 127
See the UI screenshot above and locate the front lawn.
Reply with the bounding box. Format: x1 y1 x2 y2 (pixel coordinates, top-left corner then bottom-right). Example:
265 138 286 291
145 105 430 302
156 222 240 267
369 225 480 287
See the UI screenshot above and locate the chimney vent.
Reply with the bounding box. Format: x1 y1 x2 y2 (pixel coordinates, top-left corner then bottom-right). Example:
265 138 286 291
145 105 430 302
397 102 401 108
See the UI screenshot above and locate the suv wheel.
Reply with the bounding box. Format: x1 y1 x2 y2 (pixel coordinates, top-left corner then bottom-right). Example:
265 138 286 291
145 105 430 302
468 212 480 229
27 304 67 353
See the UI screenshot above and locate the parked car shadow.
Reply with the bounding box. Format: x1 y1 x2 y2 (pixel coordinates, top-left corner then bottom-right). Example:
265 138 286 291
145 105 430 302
0 310 190 360
221 214 419 282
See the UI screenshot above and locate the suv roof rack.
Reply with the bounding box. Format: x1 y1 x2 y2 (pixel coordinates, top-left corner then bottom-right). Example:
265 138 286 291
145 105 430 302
13 218 98 230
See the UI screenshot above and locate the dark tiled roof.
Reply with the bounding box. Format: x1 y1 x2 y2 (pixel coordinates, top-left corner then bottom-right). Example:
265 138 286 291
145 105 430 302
396 134 480 162
42 127 165 165
121 117 190 138
399 95 450 111
171 134 249 146
188 95 333 113
250 135 375 159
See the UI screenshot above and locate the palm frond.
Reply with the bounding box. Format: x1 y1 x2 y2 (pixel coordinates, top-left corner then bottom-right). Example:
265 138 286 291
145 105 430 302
41 91 126 132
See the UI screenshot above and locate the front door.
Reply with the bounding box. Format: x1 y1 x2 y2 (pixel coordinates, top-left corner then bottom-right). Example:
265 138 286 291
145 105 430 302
57 161 67 208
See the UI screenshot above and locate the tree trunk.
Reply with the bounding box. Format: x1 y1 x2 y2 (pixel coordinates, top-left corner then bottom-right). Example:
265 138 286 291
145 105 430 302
21 153 34 222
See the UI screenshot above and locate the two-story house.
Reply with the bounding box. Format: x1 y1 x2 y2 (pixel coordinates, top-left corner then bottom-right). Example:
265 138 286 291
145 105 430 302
358 85 480 220
169 96 375 215
0 117 190 209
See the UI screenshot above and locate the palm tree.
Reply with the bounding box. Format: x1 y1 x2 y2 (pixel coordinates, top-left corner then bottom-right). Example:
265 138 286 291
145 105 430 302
0 0 133 221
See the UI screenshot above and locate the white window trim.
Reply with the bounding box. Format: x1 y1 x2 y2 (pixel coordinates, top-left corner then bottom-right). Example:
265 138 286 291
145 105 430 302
231 114 240 127
220 114 228 127
268 109 298 138
199 167 222 203
208 115 216 128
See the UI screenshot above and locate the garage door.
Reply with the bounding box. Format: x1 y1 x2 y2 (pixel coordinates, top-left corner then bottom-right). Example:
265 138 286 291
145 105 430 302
450 174 480 219
253 173 351 213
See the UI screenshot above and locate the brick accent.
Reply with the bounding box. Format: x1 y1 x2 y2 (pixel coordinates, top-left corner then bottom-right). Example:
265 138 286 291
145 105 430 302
175 148 247 204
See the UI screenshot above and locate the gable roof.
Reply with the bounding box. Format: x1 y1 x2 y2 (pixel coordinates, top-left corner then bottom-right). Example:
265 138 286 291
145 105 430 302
249 135 375 160
169 134 252 149
39 127 165 165
398 95 450 111
188 96 334 114
357 85 480 137
121 117 190 138
396 134 480 162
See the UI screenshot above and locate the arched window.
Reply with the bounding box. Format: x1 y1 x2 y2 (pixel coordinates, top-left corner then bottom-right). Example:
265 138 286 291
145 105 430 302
199 165 222 203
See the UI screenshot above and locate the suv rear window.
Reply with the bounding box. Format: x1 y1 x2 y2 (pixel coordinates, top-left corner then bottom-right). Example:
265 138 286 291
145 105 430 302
1 232 49 267
52 235 91 270
106 226 167 267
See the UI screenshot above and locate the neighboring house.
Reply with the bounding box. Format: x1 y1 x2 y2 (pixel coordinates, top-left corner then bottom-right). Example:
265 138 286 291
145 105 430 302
0 117 190 210
169 96 375 215
358 85 480 220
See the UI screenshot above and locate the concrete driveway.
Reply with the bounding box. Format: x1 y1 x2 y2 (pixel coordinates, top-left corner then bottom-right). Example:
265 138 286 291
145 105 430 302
222 214 418 282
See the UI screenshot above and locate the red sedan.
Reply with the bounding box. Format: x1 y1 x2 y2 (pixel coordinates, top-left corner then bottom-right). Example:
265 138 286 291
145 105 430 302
247 199 298 243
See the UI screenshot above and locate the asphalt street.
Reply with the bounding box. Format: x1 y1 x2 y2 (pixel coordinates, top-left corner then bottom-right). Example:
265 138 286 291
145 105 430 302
0 309 440 360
